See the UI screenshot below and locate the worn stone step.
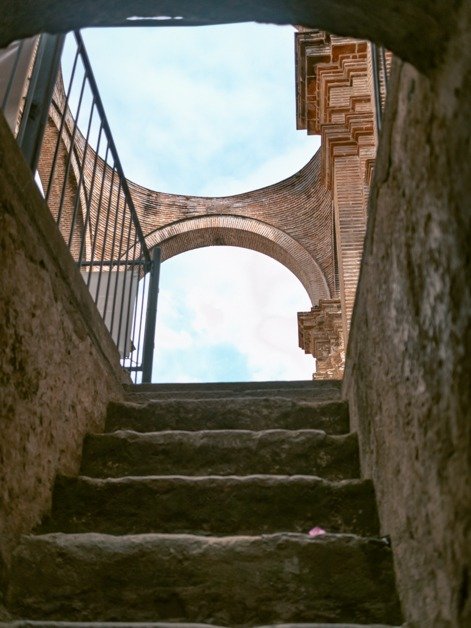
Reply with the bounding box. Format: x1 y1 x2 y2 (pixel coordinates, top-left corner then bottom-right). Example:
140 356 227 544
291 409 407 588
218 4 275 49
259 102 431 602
38 475 379 536
2 623 400 627
81 430 358 480
124 380 342 402
0 624 225 628
106 398 349 435
7 533 402 625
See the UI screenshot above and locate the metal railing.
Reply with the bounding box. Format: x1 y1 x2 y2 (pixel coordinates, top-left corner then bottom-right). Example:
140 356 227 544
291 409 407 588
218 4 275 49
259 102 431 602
371 43 390 134
0 31 159 383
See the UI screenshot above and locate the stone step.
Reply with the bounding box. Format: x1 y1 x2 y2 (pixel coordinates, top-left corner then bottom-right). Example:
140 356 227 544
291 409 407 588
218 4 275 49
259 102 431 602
0 624 226 628
7 533 402 625
124 380 342 402
38 475 379 537
81 430 358 480
106 398 349 435
2 623 400 627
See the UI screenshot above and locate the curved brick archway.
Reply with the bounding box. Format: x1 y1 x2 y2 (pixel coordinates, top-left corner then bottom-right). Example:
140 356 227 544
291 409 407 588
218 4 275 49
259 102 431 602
130 150 337 304
145 215 331 305
37 78 336 309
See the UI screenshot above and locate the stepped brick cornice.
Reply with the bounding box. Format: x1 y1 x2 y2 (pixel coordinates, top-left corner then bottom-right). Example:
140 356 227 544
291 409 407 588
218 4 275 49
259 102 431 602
298 299 344 380
295 30 389 375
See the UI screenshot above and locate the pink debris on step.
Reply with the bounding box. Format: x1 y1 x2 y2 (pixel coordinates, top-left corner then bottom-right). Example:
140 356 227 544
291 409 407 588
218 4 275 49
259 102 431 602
308 526 326 537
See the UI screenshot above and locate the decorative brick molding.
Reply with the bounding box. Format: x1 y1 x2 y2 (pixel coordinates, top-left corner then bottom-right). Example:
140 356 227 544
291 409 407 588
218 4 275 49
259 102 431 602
295 30 379 345
298 299 344 380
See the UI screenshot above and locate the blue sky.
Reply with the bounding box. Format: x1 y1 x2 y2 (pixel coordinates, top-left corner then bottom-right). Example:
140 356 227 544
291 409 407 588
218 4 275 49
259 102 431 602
80 23 320 381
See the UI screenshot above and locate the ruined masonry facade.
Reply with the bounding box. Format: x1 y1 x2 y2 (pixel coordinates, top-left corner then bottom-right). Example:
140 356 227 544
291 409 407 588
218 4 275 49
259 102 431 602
296 31 389 376
38 30 385 378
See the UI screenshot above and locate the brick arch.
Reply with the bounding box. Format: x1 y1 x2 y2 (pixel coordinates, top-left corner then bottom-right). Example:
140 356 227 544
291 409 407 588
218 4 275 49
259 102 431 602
145 215 330 305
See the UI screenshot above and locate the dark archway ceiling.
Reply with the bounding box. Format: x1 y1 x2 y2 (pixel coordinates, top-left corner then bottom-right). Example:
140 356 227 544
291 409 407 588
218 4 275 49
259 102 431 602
0 1 460 73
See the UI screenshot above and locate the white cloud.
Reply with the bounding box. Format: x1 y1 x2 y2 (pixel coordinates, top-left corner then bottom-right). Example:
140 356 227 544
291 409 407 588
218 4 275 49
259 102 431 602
153 247 315 382
81 23 318 196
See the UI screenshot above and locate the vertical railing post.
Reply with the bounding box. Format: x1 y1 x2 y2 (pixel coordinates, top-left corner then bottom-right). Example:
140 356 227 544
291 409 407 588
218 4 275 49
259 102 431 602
17 33 65 171
370 43 383 135
141 247 161 383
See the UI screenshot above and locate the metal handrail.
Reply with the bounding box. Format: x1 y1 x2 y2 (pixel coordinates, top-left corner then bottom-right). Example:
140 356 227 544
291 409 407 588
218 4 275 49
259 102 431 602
1 31 159 383
73 31 151 265
371 43 390 136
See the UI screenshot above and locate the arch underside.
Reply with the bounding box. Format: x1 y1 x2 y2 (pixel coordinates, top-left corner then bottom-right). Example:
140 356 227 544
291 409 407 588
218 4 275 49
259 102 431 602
0 1 451 73
145 215 331 306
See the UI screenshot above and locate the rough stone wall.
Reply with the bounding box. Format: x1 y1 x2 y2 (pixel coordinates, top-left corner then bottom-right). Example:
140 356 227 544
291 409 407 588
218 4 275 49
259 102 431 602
0 110 127 584
0 1 455 73
344 4 471 624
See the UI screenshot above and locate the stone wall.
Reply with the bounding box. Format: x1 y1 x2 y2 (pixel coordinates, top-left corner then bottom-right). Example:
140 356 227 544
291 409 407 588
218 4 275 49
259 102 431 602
0 111 127 585
0 0 454 73
344 4 471 625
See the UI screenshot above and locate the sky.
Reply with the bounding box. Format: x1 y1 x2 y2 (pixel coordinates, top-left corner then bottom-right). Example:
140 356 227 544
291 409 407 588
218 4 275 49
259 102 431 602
80 23 320 382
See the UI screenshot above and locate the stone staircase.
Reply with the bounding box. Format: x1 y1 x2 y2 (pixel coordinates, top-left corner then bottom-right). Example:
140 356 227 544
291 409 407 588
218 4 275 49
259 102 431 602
5 381 402 627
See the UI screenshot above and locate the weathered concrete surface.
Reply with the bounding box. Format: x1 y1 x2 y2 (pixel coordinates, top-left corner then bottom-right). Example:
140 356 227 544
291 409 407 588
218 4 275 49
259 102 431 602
0 625 400 628
7 533 402 625
0 111 127 581
0 624 228 628
125 380 342 400
38 475 379 536
344 2 471 625
81 429 359 479
107 398 349 434
0 622 398 627
0 623 227 628
0 1 457 72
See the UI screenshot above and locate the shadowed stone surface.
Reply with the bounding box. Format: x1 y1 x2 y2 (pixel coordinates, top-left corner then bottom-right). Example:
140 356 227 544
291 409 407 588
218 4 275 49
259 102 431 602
125 380 342 399
0 0 456 72
1 623 398 627
38 475 379 536
1 625 225 628
7 533 401 625
106 398 349 435
343 3 471 621
81 430 359 479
